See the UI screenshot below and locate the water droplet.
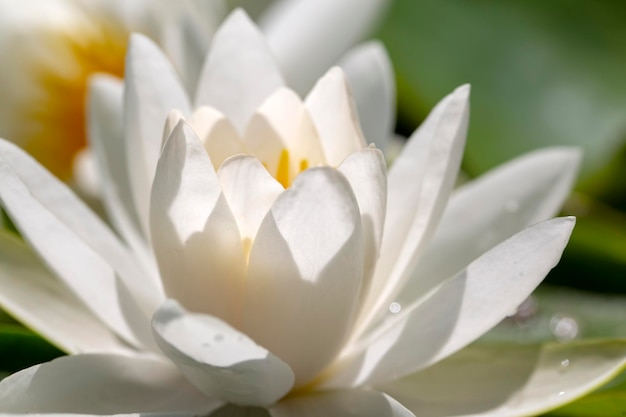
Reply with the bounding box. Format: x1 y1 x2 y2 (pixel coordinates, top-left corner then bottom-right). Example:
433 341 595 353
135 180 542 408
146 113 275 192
560 359 570 367
388 302 402 314
214 333 224 342
505 200 520 213
550 315 579 342
558 391 565 396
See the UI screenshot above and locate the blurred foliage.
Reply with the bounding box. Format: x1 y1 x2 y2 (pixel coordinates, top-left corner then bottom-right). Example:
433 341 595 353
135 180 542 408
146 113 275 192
0 324 63 374
378 0 626 293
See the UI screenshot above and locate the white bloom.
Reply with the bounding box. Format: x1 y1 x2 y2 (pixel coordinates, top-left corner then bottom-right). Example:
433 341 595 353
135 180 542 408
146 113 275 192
0 9 624 417
0 0 390 185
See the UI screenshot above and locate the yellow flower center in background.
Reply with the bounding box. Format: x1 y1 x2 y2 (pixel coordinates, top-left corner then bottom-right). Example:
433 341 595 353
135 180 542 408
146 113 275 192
19 22 127 180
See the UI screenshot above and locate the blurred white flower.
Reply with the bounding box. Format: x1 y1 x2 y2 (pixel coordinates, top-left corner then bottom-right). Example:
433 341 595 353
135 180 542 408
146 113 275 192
0 0 389 185
0 8 624 417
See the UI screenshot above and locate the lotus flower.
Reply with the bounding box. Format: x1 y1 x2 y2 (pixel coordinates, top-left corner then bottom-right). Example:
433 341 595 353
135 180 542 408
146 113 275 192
0 0 389 185
1 9 625 417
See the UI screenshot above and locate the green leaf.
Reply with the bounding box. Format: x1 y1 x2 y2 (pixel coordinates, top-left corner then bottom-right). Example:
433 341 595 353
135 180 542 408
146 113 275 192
0 324 64 375
379 0 626 190
547 194 626 293
483 286 626 345
545 369 626 416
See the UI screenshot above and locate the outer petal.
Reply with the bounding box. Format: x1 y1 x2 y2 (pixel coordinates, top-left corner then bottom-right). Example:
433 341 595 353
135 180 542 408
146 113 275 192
259 0 390 94
325 217 575 388
195 9 285 131
269 389 414 417
337 148 387 295
355 85 470 337
0 139 156 350
150 121 245 325
305 68 367 166
124 33 192 236
0 229 130 354
339 41 396 150
0 354 218 414
152 300 294 407
243 168 364 386
87 74 157 275
217 155 284 246
397 147 581 304
378 341 626 417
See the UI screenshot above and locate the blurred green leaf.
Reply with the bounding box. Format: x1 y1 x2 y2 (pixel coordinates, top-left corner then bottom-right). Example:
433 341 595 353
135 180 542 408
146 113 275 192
379 0 626 192
0 324 64 375
484 286 626 345
545 370 626 416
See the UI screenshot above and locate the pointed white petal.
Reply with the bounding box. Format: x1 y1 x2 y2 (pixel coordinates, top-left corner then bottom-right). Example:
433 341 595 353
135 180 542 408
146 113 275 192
356 85 470 337
326 217 575 387
0 139 158 349
217 155 284 245
259 0 390 94
398 147 581 305
152 300 294 407
337 148 387 295
0 354 217 414
251 88 326 170
124 33 192 236
195 9 285 131
87 74 156 275
0 229 130 354
150 121 245 325
378 340 626 417
243 168 364 386
190 106 248 169
305 68 367 166
339 42 396 150
270 389 414 417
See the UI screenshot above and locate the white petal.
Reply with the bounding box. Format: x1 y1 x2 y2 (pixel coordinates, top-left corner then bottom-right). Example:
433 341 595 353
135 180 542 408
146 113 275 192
378 340 626 417
259 0 390 94
150 121 245 325
339 41 396 150
217 155 284 245
87 74 157 275
190 106 248 169
0 229 130 354
124 33 192 236
151 0 226 93
195 9 285 131
337 148 387 295
305 68 367 166
243 168 364 386
248 88 326 171
0 139 157 350
398 147 581 304
0 354 217 414
269 389 414 417
355 85 470 337
152 300 294 407
325 217 575 387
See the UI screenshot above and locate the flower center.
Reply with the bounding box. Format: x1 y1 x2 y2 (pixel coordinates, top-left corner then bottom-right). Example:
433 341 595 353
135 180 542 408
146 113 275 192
273 149 310 188
20 21 127 180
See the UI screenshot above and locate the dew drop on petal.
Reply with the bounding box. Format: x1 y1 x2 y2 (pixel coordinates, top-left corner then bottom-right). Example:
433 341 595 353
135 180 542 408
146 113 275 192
557 391 565 396
550 315 579 342
560 359 570 367
388 302 402 314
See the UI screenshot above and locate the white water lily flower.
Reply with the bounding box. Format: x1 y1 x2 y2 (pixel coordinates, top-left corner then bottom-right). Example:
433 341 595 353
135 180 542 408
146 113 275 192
1 9 625 417
0 0 390 186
